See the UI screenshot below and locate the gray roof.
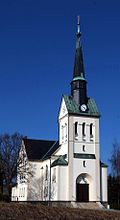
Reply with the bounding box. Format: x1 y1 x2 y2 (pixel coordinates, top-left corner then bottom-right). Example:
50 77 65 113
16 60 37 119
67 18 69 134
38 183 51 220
23 138 59 161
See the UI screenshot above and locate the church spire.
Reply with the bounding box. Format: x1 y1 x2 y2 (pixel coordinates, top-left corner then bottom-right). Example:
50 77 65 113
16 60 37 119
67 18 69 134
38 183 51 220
73 16 85 80
71 17 87 109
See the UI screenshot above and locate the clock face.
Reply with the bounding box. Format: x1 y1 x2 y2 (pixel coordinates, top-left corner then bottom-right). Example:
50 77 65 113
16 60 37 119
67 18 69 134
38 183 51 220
80 104 87 112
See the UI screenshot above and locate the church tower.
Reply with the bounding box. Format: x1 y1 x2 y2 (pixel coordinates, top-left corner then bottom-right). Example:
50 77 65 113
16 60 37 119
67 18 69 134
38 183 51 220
58 17 107 203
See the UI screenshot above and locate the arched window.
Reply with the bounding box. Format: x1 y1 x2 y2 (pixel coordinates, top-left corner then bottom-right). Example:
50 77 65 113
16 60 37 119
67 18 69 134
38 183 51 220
90 123 93 137
83 161 86 167
45 165 48 180
75 122 78 136
52 168 56 183
83 145 85 152
82 123 85 136
65 123 67 138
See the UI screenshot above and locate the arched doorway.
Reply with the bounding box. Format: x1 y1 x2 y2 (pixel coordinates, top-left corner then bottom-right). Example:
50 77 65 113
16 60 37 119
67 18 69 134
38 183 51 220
76 173 91 202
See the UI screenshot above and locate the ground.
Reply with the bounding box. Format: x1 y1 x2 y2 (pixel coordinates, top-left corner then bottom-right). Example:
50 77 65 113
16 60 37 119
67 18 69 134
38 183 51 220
0 203 120 220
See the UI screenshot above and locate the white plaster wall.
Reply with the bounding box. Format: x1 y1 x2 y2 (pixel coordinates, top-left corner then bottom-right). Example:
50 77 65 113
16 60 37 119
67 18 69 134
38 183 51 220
58 98 68 120
58 116 68 151
17 183 28 201
73 158 97 201
51 166 58 200
95 143 101 201
14 160 42 201
67 116 74 200
27 160 51 201
57 166 68 200
11 182 28 201
11 186 18 201
94 120 101 201
57 97 69 157
27 161 41 200
11 142 29 201
68 115 101 202
74 143 95 154
101 167 108 202
55 143 68 157
69 116 99 144
12 154 68 202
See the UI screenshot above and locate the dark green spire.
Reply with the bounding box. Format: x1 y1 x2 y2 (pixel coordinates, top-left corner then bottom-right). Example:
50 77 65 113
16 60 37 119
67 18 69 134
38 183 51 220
71 17 87 107
73 16 85 80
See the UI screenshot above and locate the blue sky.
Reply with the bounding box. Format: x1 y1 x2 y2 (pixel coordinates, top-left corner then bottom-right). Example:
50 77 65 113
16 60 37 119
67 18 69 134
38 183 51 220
0 0 120 170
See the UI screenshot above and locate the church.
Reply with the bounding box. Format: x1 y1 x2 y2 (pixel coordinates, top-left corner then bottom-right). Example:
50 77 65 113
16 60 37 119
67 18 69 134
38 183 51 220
11 17 108 204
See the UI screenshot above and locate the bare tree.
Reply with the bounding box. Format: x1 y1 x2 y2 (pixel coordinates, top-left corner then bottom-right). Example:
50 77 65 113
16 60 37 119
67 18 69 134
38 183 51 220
0 132 23 198
109 140 120 208
50 171 57 200
27 166 57 201
17 143 34 185
110 140 120 179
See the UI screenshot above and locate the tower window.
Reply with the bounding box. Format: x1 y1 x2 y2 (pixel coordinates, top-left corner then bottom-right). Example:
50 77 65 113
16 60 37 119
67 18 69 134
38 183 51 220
90 123 93 138
82 123 85 136
75 122 78 136
83 161 86 167
83 145 85 152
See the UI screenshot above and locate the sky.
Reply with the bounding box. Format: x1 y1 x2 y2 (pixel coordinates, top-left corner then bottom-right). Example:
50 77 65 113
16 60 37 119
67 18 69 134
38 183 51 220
0 0 120 171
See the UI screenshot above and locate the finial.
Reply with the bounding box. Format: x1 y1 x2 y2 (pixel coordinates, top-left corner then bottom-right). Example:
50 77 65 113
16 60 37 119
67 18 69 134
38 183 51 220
77 16 80 34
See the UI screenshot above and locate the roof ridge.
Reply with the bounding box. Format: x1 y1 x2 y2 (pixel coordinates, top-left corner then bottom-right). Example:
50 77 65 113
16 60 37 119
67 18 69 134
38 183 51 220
23 138 56 142
41 140 59 160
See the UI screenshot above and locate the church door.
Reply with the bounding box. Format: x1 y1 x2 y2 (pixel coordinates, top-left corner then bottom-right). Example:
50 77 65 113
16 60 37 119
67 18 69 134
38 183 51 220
76 183 89 202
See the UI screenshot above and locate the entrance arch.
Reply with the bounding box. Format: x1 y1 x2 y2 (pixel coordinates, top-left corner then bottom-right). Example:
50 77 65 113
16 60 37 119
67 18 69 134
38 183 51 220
76 173 92 202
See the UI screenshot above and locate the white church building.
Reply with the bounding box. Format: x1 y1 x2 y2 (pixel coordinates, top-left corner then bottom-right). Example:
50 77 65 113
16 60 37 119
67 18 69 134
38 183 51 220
11 18 108 204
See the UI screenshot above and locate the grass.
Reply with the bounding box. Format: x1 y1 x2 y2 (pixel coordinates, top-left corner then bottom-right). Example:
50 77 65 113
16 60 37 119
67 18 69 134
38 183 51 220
0 202 120 220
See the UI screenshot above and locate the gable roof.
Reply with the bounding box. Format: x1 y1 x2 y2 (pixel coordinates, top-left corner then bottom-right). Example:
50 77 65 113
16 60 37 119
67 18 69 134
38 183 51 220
23 138 59 161
63 95 100 117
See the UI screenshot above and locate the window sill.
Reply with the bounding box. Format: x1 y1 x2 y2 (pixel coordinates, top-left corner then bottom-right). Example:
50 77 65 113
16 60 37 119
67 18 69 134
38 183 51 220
90 139 93 142
75 134 78 140
82 135 86 141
